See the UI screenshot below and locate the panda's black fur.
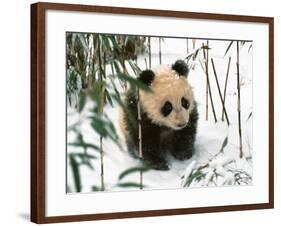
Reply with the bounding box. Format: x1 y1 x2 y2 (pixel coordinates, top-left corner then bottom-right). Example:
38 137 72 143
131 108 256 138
121 60 198 170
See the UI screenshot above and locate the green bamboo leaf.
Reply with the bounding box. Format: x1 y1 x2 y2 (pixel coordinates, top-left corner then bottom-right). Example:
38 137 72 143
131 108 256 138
90 117 108 137
74 153 96 170
104 89 114 107
77 34 89 51
109 36 121 51
92 186 102 191
78 91 86 112
68 142 99 150
74 153 97 160
116 73 152 92
128 59 141 75
118 166 150 180
116 182 145 188
69 154 81 192
109 75 121 99
68 132 99 152
101 35 112 50
89 114 119 145
113 60 122 74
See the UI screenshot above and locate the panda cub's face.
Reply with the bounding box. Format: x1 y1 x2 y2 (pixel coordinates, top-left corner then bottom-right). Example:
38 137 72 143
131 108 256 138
139 60 194 130
161 94 190 130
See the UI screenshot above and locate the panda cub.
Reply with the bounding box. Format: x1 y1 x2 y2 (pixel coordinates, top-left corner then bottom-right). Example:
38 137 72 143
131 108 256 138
120 60 198 170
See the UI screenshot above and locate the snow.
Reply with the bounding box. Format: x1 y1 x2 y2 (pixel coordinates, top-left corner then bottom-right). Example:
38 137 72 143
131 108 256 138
67 37 253 193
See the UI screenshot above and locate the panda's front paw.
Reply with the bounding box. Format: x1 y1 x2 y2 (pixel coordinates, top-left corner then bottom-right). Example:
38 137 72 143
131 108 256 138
145 160 169 171
154 161 170 171
172 150 193 160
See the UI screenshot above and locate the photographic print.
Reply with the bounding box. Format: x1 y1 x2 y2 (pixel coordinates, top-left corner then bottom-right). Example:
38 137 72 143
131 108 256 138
31 3 273 223
66 33 253 193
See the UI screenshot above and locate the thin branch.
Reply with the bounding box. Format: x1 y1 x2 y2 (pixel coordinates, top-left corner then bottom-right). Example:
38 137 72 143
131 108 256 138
121 59 128 91
186 38 189 55
159 38 162 64
203 42 209 120
202 42 217 123
148 37 151 68
211 58 230 126
99 136 104 191
144 58 148 70
137 89 143 190
97 36 105 191
222 57 231 120
236 41 243 158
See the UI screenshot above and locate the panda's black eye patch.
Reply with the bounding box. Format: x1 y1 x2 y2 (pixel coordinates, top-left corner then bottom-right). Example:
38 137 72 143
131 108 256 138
181 97 189 109
161 101 173 117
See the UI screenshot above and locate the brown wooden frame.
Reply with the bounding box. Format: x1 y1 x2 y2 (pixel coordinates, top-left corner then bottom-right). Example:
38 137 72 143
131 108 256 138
31 2 274 224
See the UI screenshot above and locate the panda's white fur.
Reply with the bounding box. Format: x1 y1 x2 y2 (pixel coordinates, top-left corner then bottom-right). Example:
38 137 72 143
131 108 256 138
140 65 195 130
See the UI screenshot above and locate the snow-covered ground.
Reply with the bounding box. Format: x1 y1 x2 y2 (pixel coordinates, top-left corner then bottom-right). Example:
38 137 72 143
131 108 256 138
67 37 253 193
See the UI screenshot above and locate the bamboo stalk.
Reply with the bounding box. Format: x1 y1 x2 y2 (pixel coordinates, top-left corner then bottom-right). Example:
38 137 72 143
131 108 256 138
91 34 96 87
144 58 148 70
192 39 196 50
99 136 104 191
206 41 209 121
97 36 103 81
148 37 151 68
122 59 128 91
236 41 243 158
137 89 143 190
203 42 209 120
222 57 232 120
211 58 230 126
97 36 105 191
186 38 189 54
159 38 162 64
202 42 217 123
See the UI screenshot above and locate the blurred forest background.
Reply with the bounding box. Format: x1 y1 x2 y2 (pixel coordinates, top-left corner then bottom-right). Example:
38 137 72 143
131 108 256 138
66 33 253 193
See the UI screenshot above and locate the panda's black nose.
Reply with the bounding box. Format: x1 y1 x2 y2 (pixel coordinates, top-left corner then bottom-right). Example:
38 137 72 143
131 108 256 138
177 123 186 128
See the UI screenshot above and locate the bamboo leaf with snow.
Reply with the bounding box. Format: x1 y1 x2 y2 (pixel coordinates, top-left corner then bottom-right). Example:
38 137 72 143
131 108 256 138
181 160 197 187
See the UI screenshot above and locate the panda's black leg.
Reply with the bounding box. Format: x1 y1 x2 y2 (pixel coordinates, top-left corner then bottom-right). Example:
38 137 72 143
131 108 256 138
142 146 169 170
125 136 139 158
129 114 168 170
172 105 198 160
141 128 169 170
172 127 196 160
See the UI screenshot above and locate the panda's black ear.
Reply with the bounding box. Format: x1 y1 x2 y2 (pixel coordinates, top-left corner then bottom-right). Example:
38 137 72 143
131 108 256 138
138 70 155 85
172 60 189 77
